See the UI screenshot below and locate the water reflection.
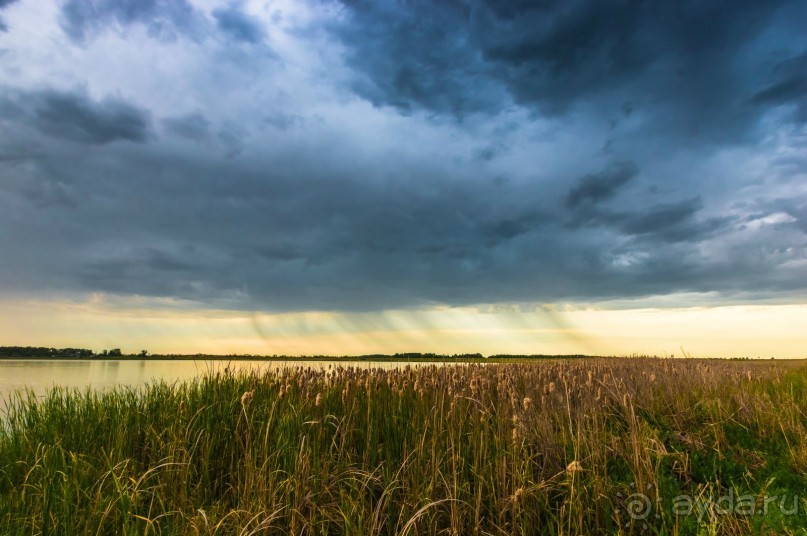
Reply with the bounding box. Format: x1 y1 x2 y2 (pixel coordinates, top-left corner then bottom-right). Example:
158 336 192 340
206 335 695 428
0 359 447 399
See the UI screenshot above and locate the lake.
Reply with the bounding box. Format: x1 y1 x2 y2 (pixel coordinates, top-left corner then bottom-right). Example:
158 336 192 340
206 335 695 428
0 359 443 401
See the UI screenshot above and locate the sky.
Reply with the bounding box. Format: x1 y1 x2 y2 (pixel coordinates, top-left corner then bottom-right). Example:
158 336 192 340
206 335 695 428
0 0 805 357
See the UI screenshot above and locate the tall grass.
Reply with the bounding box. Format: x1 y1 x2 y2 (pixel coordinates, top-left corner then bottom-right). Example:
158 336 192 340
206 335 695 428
1 359 806 535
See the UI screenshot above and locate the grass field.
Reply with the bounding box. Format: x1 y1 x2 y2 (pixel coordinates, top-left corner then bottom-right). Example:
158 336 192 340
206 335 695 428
2 358 806 535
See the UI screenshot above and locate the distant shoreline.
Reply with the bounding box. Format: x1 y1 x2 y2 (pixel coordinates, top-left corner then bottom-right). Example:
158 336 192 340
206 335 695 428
0 354 596 363
0 354 790 362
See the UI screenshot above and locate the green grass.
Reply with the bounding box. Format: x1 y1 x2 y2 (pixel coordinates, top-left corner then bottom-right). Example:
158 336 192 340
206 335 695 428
1 359 806 535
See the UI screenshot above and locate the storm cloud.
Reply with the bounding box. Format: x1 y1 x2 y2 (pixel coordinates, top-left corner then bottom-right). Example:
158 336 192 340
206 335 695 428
0 0 18 31
162 112 210 141
752 51 807 123
6 89 153 144
212 2 265 44
333 0 807 142
0 0 805 313
564 162 637 208
60 0 205 42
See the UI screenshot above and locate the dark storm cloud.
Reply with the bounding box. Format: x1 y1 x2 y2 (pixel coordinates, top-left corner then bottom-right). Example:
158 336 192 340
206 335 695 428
613 198 716 242
737 198 807 235
333 1 506 117
563 163 732 243
217 122 249 158
480 212 542 245
163 113 210 141
212 2 265 43
60 0 205 42
571 197 731 244
1 89 152 144
564 161 637 208
332 0 805 141
1 131 803 311
0 0 18 31
262 113 313 131
752 51 807 123
0 0 805 313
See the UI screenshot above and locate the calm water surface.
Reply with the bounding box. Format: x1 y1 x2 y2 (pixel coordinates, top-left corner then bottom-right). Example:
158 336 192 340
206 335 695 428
0 359 441 400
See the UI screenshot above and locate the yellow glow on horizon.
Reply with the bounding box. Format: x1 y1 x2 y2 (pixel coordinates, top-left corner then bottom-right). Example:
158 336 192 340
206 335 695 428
0 296 805 358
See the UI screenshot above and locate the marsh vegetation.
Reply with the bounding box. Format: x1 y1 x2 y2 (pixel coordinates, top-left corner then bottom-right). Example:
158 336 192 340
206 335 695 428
1 358 806 535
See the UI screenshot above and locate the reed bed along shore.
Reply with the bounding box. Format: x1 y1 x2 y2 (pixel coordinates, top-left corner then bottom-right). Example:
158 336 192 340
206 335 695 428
2 359 807 535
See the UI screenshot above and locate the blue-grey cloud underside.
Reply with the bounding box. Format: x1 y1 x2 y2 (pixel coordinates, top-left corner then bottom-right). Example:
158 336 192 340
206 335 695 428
0 0 19 31
0 0 805 312
1 89 152 144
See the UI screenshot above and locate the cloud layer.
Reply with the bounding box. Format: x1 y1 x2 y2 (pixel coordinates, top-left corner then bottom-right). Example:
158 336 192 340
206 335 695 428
0 0 805 313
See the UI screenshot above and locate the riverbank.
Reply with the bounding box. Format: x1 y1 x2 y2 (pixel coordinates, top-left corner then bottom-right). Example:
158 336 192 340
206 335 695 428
2 358 806 534
0 352 593 362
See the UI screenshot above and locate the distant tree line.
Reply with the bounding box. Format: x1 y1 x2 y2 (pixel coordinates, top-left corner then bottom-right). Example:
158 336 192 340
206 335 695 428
0 346 95 358
0 346 147 358
393 352 484 360
1 348 597 360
